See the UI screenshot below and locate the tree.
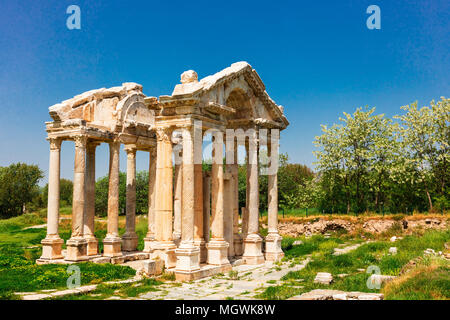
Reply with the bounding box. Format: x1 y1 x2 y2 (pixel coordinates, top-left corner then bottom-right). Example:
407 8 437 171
41 179 73 207
395 98 450 211
0 163 44 218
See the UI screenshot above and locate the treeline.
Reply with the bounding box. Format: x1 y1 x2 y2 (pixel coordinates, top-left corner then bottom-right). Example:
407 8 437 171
311 98 449 214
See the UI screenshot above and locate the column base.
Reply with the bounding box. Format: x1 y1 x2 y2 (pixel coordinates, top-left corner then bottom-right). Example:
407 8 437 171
193 239 207 263
233 233 244 257
151 241 177 268
40 236 64 260
175 244 200 272
122 233 138 252
206 239 230 266
173 232 182 247
84 235 99 256
143 236 157 253
243 233 265 265
265 233 284 261
65 237 88 261
103 236 122 257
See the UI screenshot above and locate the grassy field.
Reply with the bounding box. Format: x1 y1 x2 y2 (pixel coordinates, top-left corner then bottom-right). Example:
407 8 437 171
0 208 146 300
0 207 448 300
259 228 450 300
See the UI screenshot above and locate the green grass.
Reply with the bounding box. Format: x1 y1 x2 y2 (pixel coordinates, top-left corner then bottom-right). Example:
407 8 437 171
259 229 450 300
49 278 162 300
383 263 450 300
0 211 145 300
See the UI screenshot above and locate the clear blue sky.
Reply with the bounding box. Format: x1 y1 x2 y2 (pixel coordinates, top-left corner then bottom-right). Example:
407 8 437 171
0 0 448 184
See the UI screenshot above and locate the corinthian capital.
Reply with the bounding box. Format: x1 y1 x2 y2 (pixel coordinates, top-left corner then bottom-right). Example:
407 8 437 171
155 127 173 142
48 137 62 150
74 135 88 148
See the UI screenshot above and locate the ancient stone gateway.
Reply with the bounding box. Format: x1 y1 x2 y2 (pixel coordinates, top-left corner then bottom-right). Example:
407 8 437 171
39 62 289 280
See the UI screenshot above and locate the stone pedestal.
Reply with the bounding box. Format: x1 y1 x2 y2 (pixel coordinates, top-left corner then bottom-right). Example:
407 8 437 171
243 233 265 265
85 235 99 256
206 240 230 266
40 237 64 260
103 236 123 257
122 234 139 252
66 238 88 261
175 245 201 272
143 237 157 253
265 233 284 261
233 233 243 257
151 242 177 268
194 239 207 263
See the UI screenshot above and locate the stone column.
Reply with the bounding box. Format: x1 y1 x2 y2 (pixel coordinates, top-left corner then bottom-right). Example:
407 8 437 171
194 127 205 263
144 148 157 252
40 137 64 260
242 133 264 264
66 136 88 261
84 141 99 256
152 128 176 268
265 140 284 261
103 140 122 257
173 160 182 244
206 131 230 266
223 169 234 258
175 127 200 274
232 141 243 256
241 141 250 238
122 145 138 251
202 171 211 244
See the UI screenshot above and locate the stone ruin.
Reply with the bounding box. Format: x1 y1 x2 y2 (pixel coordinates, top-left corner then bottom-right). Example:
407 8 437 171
38 62 289 280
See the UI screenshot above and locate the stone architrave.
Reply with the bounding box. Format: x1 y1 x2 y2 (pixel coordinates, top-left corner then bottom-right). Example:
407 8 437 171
103 140 122 257
66 136 88 261
40 138 64 260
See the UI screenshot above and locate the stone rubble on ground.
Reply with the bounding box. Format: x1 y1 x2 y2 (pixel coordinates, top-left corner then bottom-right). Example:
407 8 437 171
389 247 398 255
289 289 384 300
314 272 333 285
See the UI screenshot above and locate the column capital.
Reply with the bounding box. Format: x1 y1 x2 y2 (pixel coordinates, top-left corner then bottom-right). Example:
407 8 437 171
155 127 173 142
48 137 62 150
124 144 137 155
73 135 88 148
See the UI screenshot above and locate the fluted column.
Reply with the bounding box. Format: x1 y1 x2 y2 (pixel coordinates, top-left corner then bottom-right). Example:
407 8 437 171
84 141 99 256
232 141 243 256
202 171 211 244
175 127 200 274
243 132 264 264
66 136 88 261
206 131 230 266
194 127 205 263
103 140 122 257
40 137 64 260
173 159 182 243
144 148 157 252
122 144 138 251
265 139 284 260
152 128 176 268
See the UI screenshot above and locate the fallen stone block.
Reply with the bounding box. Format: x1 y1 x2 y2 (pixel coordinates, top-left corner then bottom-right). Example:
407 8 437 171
314 272 333 284
389 247 398 255
142 259 164 276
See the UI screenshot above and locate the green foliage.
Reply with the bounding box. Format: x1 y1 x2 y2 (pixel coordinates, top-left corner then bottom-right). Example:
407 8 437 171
41 179 73 207
95 171 149 217
313 98 449 213
0 163 44 218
